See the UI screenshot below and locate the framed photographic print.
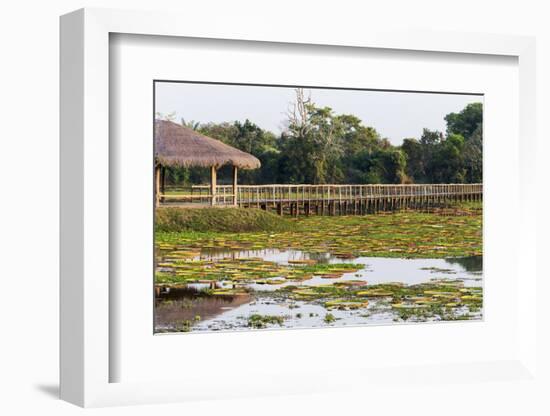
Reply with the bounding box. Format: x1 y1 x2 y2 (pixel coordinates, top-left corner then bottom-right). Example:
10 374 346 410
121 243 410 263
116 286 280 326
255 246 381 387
60 8 539 408
152 81 484 334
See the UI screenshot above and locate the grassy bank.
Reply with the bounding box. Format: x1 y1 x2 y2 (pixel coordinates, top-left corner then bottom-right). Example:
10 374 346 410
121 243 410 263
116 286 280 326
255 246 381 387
156 203 482 259
156 207 294 233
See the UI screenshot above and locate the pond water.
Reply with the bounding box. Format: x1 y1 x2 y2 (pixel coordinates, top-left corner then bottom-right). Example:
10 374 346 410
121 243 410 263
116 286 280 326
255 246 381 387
155 249 483 333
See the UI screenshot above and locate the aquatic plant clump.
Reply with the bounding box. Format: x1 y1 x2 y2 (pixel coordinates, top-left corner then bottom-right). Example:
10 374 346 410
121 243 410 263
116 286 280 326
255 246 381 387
272 279 482 323
155 256 363 286
247 314 286 328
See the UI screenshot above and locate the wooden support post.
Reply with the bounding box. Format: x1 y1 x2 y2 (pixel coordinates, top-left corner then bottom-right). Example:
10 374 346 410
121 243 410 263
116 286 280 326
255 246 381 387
155 165 161 208
210 166 217 206
160 166 166 203
232 166 238 206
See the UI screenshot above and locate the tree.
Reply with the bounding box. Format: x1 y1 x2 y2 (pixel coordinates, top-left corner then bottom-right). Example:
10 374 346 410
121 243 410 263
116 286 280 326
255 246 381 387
401 138 425 182
198 120 279 184
337 114 380 158
350 147 407 184
444 102 483 139
160 99 483 187
155 111 177 122
430 133 466 183
462 124 483 182
280 89 344 184
419 128 443 146
233 119 277 155
417 129 443 182
181 118 200 130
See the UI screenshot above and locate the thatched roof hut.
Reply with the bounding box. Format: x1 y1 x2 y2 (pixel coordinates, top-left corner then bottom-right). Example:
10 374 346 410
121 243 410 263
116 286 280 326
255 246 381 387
154 119 261 207
155 119 261 169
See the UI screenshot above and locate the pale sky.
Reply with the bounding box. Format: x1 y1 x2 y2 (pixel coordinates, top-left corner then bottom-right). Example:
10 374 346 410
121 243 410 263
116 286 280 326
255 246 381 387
155 82 482 146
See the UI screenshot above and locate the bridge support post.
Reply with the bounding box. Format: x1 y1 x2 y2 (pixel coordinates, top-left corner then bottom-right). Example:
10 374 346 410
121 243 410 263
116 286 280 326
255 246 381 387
155 164 161 208
232 166 238 206
160 167 166 203
210 166 217 206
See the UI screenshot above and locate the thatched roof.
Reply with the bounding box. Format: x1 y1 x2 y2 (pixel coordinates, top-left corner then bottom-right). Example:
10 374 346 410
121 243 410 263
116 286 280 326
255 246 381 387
155 119 261 169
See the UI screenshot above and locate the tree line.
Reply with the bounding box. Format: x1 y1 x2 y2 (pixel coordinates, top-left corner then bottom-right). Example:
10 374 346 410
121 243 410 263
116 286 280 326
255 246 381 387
160 89 482 186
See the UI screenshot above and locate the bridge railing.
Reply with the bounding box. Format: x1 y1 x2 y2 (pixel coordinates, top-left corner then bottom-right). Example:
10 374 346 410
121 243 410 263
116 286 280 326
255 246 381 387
236 183 482 205
160 183 482 206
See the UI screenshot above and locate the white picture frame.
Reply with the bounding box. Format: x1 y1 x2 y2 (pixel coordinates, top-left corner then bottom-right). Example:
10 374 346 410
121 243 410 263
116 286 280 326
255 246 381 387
60 7 539 408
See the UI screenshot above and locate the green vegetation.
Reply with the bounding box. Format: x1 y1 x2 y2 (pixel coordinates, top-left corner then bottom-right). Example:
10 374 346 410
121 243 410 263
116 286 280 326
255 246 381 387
159 92 482 186
156 207 293 233
155 253 362 285
156 203 482 262
175 320 192 332
278 279 482 322
247 314 286 328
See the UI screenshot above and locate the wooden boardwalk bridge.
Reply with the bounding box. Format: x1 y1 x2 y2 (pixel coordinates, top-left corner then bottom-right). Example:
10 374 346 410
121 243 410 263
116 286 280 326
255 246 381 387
160 183 482 216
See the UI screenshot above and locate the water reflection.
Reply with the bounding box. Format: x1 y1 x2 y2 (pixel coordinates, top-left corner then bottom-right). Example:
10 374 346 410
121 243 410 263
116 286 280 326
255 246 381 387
155 286 251 332
155 249 483 332
445 256 482 272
